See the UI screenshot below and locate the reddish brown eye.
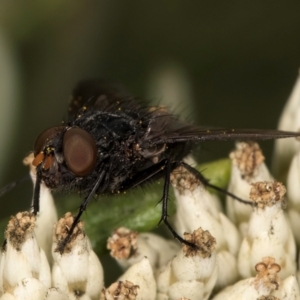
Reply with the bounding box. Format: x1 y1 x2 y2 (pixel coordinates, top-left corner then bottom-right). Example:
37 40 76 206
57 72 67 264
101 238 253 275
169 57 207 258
63 127 97 176
34 126 65 155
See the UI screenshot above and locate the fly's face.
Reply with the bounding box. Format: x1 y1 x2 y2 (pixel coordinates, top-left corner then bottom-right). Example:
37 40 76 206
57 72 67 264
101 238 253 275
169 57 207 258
32 126 98 188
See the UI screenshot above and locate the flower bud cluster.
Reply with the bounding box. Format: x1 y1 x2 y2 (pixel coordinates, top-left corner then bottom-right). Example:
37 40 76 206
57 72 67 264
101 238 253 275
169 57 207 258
107 227 179 271
0 209 104 300
0 155 104 300
226 142 273 236
286 140 300 246
2 75 300 299
273 73 300 180
156 228 217 300
170 165 240 290
0 212 51 299
213 257 300 299
52 212 104 300
238 181 296 279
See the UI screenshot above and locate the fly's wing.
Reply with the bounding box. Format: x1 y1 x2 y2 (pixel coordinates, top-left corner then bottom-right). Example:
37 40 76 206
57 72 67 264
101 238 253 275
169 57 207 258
140 123 300 146
68 79 133 118
68 80 300 143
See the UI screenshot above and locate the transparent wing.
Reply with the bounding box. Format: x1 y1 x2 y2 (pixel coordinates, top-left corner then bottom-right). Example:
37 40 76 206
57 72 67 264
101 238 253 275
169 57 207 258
141 125 300 145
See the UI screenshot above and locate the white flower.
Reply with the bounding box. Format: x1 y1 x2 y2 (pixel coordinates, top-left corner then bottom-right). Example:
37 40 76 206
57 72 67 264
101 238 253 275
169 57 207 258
0 278 47 300
171 166 240 289
213 257 282 300
286 141 300 245
157 228 218 300
273 275 300 299
52 213 104 300
44 288 70 300
226 142 273 236
238 182 296 279
273 73 300 180
0 293 16 300
23 153 58 265
100 280 139 300
117 257 157 300
0 212 51 295
107 227 179 271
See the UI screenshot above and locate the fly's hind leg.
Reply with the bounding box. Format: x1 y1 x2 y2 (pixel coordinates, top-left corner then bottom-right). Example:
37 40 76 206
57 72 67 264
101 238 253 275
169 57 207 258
179 161 253 205
162 160 252 249
120 158 249 249
119 158 196 248
159 159 198 248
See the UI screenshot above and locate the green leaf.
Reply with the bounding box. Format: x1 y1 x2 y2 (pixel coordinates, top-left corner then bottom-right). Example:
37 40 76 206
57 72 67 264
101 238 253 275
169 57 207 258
196 158 231 191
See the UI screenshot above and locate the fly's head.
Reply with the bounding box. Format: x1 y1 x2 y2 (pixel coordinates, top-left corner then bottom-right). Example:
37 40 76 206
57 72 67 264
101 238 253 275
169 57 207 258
32 126 97 189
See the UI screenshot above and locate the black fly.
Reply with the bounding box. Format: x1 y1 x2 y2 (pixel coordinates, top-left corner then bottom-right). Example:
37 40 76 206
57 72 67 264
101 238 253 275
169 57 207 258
30 79 300 252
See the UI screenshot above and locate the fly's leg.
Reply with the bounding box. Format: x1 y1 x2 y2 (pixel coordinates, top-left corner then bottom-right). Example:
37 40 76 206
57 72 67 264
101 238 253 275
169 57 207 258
161 160 252 249
159 159 199 248
120 158 251 248
179 161 252 205
118 159 252 250
55 170 106 253
119 158 168 191
32 167 42 215
120 158 196 247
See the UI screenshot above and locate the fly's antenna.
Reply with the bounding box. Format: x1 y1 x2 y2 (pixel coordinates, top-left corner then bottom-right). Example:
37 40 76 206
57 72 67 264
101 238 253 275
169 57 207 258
0 175 30 198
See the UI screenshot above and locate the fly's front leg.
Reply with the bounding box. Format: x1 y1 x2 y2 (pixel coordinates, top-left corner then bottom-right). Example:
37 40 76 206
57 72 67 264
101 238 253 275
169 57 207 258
32 167 42 215
55 170 106 253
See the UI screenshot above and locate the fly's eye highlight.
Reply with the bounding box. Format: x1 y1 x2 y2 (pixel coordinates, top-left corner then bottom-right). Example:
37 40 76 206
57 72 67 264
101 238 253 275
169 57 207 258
34 126 65 156
63 127 97 176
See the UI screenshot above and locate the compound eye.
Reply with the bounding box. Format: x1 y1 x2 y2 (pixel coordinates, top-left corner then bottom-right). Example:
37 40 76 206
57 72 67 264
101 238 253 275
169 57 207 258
63 127 97 176
34 126 65 156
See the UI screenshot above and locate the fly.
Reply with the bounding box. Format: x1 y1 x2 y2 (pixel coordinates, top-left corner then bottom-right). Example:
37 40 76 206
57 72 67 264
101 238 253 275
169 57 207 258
24 79 300 252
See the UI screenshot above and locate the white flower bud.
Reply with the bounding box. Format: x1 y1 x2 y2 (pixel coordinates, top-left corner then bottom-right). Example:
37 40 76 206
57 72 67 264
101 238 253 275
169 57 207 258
44 288 70 300
157 228 218 300
273 73 300 180
0 212 51 294
0 279 48 300
238 182 296 279
69 294 91 300
107 228 179 271
117 257 156 300
23 153 58 265
286 142 300 204
216 250 239 291
171 166 240 252
213 257 281 299
52 213 104 300
100 280 139 300
12 278 47 300
286 142 300 245
273 275 300 299
170 166 240 289
226 142 273 236
0 293 16 300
